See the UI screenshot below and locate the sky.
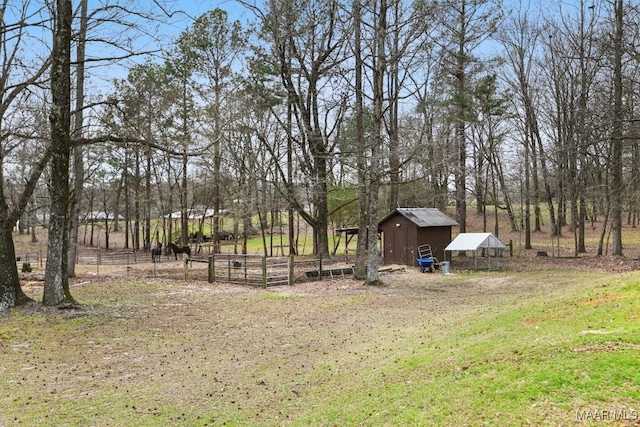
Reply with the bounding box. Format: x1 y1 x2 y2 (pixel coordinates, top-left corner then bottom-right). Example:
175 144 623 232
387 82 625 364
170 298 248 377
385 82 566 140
7 0 597 101
82 0 260 92
154 0 259 37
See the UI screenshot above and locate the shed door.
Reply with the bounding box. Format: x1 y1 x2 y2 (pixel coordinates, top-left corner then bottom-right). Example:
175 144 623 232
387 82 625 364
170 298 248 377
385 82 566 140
392 227 408 264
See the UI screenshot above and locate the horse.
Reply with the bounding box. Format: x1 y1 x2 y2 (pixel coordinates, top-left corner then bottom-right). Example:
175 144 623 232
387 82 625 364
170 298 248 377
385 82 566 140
151 243 162 263
167 242 191 260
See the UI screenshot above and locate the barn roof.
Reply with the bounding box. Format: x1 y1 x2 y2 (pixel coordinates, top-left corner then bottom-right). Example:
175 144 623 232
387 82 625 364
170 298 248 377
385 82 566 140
379 208 459 228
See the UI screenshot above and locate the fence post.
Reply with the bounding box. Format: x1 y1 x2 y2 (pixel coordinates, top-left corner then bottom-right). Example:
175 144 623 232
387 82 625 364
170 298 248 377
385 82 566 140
262 256 267 288
183 255 189 280
289 255 295 285
208 255 215 283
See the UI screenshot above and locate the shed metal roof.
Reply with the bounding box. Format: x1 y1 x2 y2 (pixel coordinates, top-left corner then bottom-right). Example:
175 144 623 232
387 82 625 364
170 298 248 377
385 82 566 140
380 208 459 228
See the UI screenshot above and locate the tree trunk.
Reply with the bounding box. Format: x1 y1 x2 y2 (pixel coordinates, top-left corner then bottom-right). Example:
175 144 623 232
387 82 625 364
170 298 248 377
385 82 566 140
313 154 330 258
610 0 624 256
68 152 84 275
181 149 188 245
365 0 387 286
524 134 532 249
124 154 130 248
44 0 75 306
387 2 400 211
0 226 32 310
67 0 88 278
491 149 517 231
578 196 586 252
134 144 141 250
287 102 297 256
475 142 485 216
145 145 152 251
531 105 558 235
530 136 542 232
455 116 467 233
180 75 190 246
353 0 367 280
454 3 468 234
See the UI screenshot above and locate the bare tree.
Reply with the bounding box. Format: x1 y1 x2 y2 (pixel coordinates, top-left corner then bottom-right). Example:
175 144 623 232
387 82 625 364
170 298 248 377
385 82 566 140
385 0 424 210
0 2 52 309
179 8 249 250
470 74 515 235
250 0 349 258
436 0 503 233
44 0 75 305
365 0 388 285
610 0 624 256
353 0 367 279
68 0 89 277
498 7 545 248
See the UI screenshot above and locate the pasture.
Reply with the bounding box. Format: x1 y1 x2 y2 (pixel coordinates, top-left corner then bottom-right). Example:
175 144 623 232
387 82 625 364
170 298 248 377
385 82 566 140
5 212 640 425
2 266 639 426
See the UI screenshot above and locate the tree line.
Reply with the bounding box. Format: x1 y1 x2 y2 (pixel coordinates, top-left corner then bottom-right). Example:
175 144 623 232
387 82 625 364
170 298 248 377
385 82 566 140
1 0 639 308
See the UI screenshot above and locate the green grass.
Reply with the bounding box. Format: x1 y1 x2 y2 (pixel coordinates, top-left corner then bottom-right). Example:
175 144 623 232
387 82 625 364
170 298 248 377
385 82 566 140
214 234 349 257
291 273 640 426
1 271 639 426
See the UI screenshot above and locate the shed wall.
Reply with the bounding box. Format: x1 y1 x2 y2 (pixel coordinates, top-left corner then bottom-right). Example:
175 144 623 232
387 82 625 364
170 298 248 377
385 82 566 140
380 214 417 266
416 226 451 261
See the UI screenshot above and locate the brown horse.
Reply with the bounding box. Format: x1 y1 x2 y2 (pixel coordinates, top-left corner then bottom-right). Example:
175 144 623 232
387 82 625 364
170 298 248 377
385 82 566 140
151 243 162 263
167 242 191 260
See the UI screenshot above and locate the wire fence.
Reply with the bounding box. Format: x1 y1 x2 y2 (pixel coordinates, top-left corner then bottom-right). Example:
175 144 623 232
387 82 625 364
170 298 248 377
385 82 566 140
72 248 353 286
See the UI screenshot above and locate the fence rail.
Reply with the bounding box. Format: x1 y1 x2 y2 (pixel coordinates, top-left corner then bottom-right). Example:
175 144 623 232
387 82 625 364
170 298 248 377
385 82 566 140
15 251 41 265
72 249 352 286
207 254 292 287
76 249 141 265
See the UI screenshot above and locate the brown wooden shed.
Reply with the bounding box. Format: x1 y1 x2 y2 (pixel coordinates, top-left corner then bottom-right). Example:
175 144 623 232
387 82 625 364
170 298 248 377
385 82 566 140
379 208 458 266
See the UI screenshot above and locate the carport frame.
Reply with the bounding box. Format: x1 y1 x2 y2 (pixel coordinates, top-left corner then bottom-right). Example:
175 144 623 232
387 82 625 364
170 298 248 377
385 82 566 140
444 232 508 271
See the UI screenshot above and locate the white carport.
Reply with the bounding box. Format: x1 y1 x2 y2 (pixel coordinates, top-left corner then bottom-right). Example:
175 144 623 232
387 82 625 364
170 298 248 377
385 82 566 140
444 232 507 271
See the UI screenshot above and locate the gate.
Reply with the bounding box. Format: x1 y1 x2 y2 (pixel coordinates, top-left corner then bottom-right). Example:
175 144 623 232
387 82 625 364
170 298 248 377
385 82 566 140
207 254 292 287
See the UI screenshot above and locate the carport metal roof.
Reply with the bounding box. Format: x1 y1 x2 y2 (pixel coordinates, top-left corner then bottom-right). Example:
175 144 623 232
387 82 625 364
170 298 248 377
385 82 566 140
445 232 506 252
445 233 507 271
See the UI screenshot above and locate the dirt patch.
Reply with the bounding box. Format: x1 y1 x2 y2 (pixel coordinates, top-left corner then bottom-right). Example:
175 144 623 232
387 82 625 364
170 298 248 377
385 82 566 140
572 342 640 353
578 294 629 307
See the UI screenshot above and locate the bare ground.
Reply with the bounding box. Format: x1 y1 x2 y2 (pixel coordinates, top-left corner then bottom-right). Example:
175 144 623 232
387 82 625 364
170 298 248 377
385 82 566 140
4 265 618 425
4 220 640 425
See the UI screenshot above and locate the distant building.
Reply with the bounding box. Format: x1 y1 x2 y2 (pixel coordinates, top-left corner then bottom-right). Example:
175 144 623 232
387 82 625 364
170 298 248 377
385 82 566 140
84 211 124 222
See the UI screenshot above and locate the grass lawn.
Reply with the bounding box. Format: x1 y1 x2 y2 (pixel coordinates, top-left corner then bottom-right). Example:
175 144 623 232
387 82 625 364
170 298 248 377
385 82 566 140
2 267 639 426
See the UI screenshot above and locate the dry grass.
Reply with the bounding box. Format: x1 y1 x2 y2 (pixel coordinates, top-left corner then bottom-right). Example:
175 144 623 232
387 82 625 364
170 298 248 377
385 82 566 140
3 267 615 426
